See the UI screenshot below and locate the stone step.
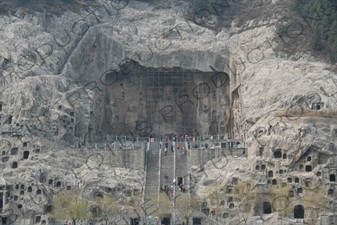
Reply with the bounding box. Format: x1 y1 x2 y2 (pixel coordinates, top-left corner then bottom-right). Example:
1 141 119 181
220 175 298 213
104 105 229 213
144 141 163 201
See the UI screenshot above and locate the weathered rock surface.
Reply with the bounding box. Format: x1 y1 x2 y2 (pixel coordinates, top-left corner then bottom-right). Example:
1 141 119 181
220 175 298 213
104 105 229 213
0 0 337 224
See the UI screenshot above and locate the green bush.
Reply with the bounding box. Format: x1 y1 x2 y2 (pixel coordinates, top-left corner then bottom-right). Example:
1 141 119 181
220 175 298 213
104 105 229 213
328 21 337 44
310 28 323 50
275 20 286 35
291 0 306 12
333 40 337 57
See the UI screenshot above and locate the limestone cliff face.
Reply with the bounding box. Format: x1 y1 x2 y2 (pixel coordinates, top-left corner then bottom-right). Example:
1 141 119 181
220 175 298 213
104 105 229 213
0 0 337 224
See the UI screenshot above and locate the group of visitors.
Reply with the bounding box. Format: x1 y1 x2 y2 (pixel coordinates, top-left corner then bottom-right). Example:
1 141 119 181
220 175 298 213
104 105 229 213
161 174 186 196
159 134 194 142
160 137 187 156
161 185 173 195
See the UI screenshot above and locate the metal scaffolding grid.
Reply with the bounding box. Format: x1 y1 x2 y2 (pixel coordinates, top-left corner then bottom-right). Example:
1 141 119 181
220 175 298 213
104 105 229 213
144 67 197 135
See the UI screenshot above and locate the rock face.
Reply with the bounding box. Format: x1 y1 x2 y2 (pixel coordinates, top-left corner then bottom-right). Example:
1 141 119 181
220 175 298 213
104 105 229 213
0 0 337 224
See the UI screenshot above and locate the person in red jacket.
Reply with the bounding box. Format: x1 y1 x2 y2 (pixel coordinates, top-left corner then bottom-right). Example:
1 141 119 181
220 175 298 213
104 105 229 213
177 143 180 150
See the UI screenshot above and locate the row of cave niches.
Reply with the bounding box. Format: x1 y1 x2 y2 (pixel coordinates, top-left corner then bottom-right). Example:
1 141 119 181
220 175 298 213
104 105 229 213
256 149 336 184
0 103 75 137
1 147 41 167
53 111 75 136
200 202 305 219
5 180 71 224
95 182 142 198
199 179 307 219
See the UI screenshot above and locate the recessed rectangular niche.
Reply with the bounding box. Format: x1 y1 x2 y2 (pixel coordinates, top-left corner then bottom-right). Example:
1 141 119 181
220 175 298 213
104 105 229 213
12 162 18 168
2 157 9 163
10 148 18 155
34 149 40 153
23 151 29 159
312 102 324 110
232 177 238 184
274 150 282 158
318 153 329 164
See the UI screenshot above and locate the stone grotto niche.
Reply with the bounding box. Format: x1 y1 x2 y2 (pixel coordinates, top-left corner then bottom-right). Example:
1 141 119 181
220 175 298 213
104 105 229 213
95 64 239 137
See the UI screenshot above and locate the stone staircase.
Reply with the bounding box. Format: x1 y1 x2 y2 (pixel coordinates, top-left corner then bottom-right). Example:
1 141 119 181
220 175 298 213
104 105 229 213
143 140 193 224
175 141 190 194
144 141 160 201
160 141 175 187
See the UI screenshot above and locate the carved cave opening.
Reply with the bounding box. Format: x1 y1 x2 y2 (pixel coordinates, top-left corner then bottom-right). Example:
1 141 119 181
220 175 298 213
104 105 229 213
23 151 29 159
94 64 240 139
161 215 171 225
294 205 304 218
263 202 272 214
10 148 18 155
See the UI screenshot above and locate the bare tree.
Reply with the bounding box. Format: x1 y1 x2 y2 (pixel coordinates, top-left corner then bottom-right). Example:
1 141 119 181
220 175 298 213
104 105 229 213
205 179 263 224
95 194 120 225
206 180 226 221
233 180 262 224
48 189 91 225
176 194 199 225
152 192 173 223
302 183 328 225
270 183 294 225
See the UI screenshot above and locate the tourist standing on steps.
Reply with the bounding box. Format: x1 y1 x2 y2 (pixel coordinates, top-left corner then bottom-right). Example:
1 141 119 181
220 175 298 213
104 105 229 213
160 141 162 149
171 146 174 152
160 136 163 142
177 143 180 150
182 146 185 155
164 148 167 155
164 174 169 183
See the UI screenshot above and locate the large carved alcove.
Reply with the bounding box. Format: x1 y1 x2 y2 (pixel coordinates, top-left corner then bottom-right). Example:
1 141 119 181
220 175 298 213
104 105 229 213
92 62 241 139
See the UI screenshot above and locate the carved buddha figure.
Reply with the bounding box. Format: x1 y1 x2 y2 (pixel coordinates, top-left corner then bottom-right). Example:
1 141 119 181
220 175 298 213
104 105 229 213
124 103 138 135
105 94 118 134
155 85 182 134
219 94 230 134
199 101 210 135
